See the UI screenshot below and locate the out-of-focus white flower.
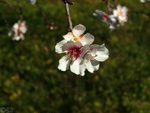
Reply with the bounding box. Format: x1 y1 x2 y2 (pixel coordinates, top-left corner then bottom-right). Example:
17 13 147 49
83 44 109 73
8 20 27 41
93 10 108 23
29 0 36 5
63 24 95 46
107 15 119 30
55 40 90 76
140 0 150 2
93 10 119 30
113 5 128 25
140 0 146 2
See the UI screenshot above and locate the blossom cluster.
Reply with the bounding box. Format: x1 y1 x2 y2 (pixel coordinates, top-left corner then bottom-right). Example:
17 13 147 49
93 5 128 30
55 24 109 76
8 21 27 41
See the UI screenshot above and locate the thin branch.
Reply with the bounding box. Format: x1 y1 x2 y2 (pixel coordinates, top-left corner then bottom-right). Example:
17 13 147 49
65 3 73 31
17 0 22 20
106 0 110 14
62 0 74 31
62 0 74 5
112 0 117 9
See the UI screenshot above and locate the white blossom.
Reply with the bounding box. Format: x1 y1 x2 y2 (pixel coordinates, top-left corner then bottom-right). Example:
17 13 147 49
55 40 90 76
55 24 109 76
93 10 119 29
8 20 27 41
63 24 95 46
113 5 128 25
83 44 109 73
93 10 108 23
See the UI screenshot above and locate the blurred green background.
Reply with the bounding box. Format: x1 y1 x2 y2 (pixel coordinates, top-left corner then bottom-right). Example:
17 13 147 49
0 0 150 113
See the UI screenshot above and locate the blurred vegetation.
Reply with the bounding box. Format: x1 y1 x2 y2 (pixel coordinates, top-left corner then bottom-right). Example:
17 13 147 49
0 0 150 113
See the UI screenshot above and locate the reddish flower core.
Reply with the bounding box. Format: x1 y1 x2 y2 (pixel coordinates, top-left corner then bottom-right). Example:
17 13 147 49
103 14 108 19
68 45 82 60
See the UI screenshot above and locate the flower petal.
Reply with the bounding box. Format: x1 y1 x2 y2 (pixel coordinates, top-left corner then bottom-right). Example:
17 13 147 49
72 24 86 37
94 44 109 62
80 45 90 58
85 60 99 73
58 55 71 71
62 41 82 52
63 32 74 41
20 21 27 33
55 40 68 53
70 59 86 76
80 33 95 46
13 23 19 30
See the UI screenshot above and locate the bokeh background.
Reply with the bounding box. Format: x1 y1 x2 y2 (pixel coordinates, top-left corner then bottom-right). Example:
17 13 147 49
0 0 150 113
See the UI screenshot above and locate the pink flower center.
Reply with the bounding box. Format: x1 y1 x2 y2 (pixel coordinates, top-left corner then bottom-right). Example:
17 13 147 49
118 10 123 16
68 45 82 60
19 24 23 28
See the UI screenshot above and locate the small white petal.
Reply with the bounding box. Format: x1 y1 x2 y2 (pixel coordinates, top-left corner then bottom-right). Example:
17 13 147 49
62 41 82 52
12 36 20 41
113 10 118 17
20 21 27 33
70 59 86 76
80 33 95 46
94 44 109 62
58 55 71 71
55 40 68 53
8 32 12 36
63 32 74 41
80 45 90 58
13 23 19 30
85 60 99 73
72 24 86 37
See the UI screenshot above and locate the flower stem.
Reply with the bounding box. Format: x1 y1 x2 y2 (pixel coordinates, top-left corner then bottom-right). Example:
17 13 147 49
112 0 117 9
17 0 22 20
65 3 73 32
106 0 110 14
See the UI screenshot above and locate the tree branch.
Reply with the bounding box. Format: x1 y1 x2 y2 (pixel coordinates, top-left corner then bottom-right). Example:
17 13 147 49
106 0 110 14
62 0 74 31
112 0 117 9
65 3 73 31
17 0 22 20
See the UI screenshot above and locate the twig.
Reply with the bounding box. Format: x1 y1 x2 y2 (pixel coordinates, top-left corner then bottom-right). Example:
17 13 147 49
17 0 22 20
62 0 74 5
65 3 73 31
106 0 110 14
112 0 117 9
62 0 74 31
